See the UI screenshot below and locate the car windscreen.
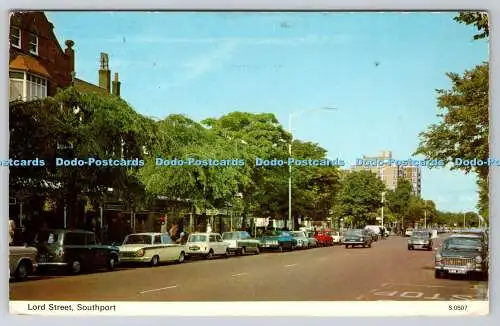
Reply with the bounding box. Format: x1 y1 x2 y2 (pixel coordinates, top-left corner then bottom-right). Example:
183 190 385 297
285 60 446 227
345 230 362 236
123 234 152 244
262 230 279 236
412 232 430 238
222 233 239 240
443 237 482 251
290 232 305 237
35 231 60 244
188 234 207 242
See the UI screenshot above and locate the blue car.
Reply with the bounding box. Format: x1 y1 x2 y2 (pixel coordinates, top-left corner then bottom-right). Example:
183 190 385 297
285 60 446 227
258 230 297 251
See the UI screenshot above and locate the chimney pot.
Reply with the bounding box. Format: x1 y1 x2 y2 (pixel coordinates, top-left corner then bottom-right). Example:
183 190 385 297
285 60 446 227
112 72 121 97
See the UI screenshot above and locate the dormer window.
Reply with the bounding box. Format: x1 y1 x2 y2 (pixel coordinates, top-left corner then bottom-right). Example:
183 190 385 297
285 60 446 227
29 33 38 55
11 27 21 49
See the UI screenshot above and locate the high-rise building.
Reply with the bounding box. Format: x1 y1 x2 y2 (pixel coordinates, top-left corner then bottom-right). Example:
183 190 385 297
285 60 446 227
352 151 421 196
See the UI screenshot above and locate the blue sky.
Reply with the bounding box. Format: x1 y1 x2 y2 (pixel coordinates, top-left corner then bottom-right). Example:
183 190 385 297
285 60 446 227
46 11 489 213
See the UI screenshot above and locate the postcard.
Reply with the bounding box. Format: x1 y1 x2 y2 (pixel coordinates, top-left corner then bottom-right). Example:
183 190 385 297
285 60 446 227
7 10 489 316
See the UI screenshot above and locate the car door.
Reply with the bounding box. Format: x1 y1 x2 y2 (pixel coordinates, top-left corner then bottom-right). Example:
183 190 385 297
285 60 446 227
161 233 178 261
64 232 91 267
209 234 218 254
87 233 106 267
216 234 226 253
152 234 164 260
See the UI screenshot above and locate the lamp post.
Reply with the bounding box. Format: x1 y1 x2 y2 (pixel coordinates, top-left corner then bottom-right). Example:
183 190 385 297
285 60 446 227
381 191 386 227
288 107 337 231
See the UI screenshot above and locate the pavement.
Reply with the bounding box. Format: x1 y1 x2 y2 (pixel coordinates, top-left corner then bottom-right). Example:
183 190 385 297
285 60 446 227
9 234 488 301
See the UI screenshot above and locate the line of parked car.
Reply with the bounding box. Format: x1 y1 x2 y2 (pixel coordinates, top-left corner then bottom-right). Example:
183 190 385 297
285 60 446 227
9 227 352 281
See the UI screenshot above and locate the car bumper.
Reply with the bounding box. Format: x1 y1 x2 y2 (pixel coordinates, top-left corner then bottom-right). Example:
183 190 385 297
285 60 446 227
435 265 484 274
37 262 68 269
260 243 280 248
343 240 365 244
119 256 152 263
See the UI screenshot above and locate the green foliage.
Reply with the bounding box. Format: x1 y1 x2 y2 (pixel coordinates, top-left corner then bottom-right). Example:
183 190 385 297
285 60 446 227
386 178 412 221
415 63 489 216
333 171 385 226
454 12 489 40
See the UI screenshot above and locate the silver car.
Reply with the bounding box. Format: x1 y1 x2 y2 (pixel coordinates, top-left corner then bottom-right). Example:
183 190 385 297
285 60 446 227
289 231 310 249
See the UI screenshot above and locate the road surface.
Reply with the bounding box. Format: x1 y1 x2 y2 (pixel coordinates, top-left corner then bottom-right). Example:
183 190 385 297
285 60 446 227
9 234 488 301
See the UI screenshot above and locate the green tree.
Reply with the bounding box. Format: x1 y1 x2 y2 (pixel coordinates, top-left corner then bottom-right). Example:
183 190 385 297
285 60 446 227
334 171 385 227
386 178 412 228
454 12 489 40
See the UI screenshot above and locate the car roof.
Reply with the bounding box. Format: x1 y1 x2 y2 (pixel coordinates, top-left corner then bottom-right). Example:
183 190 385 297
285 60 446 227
190 232 220 235
127 232 165 236
447 234 482 239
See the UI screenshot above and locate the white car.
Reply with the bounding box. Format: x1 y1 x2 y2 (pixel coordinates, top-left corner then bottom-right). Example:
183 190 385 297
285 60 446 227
119 232 186 266
329 231 343 244
186 232 230 259
405 228 414 237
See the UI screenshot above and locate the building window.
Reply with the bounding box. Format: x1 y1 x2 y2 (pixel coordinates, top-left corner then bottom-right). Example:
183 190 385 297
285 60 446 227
11 27 21 49
9 71 48 102
9 71 24 101
27 74 47 100
29 33 38 55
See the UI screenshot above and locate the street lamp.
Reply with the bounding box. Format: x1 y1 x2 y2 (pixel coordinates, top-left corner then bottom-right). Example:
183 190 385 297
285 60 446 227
381 191 386 227
288 107 337 230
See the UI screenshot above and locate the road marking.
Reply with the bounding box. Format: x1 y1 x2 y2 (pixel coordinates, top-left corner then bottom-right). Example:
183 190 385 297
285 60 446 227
231 273 248 277
284 264 297 267
139 285 178 294
381 282 476 289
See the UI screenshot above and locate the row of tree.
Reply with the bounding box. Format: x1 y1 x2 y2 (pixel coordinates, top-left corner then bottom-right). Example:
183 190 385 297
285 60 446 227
9 12 488 229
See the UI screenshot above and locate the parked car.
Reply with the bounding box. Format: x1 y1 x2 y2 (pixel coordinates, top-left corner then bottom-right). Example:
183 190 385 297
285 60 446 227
328 231 343 245
9 244 38 281
435 234 488 280
305 232 318 247
408 230 433 250
405 228 414 237
185 233 230 259
289 231 310 249
34 229 120 275
222 231 260 255
258 230 296 251
364 225 381 240
343 229 373 248
314 231 333 246
118 232 186 266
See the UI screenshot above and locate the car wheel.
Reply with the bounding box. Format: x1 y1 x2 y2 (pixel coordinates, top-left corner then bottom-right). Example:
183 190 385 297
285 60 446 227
69 259 82 274
206 250 214 259
177 251 185 263
240 247 246 256
150 255 159 267
368 242 372 248
225 248 230 258
277 245 283 252
435 270 443 279
408 246 412 250
345 244 349 249
107 255 117 270
15 261 30 281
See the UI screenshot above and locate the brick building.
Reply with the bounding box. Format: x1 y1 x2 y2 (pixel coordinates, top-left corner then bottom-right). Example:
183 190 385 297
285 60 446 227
9 11 121 102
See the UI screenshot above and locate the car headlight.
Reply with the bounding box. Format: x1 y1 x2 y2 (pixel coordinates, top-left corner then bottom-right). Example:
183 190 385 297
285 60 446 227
475 256 482 263
136 249 145 257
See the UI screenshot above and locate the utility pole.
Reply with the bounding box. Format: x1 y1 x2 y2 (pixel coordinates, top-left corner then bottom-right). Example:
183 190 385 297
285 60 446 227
463 212 466 228
424 210 427 229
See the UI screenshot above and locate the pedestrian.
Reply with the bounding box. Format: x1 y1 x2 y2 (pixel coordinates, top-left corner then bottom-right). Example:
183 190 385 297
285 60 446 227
9 219 16 245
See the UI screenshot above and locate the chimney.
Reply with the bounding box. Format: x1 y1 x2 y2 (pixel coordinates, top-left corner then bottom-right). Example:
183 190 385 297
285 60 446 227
112 72 121 97
98 52 111 93
64 40 75 81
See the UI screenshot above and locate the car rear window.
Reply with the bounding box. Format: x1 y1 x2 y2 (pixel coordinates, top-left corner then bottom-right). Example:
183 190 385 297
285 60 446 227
188 234 207 242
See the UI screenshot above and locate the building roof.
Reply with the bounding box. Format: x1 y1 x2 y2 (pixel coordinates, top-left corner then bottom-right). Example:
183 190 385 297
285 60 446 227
74 78 109 96
9 53 51 78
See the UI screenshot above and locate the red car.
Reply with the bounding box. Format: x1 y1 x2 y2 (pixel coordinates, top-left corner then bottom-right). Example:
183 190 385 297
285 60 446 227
314 231 333 246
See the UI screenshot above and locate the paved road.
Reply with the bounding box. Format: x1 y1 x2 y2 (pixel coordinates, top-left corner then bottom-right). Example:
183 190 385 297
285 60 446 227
10 234 488 301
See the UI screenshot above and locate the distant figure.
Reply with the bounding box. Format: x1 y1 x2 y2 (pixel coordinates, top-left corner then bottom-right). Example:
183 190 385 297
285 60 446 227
207 223 212 233
9 219 16 245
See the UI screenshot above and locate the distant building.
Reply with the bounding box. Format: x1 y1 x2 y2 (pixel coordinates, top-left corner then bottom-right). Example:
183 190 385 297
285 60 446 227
352 151 421 196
